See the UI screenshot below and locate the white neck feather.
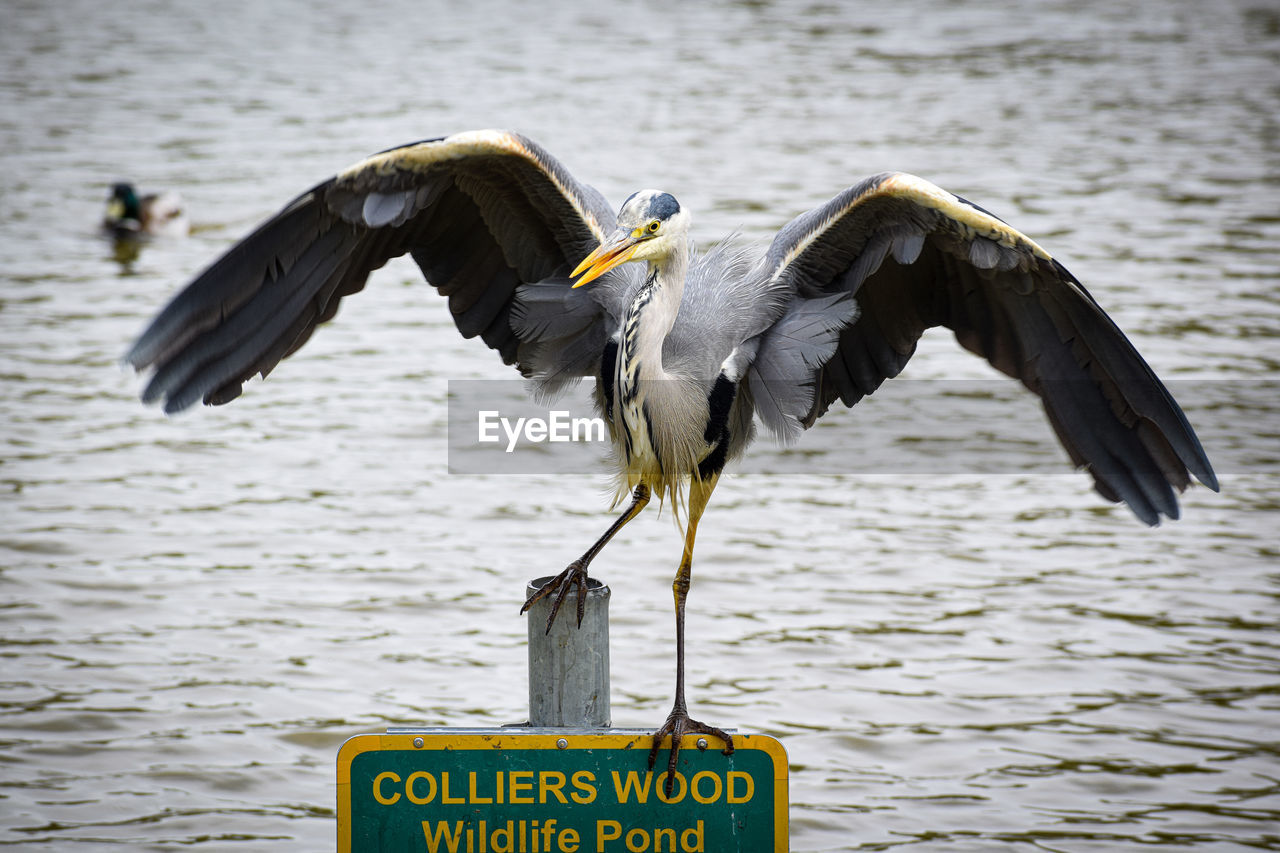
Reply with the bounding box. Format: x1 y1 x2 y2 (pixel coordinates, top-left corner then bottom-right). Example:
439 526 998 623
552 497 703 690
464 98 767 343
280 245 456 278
626 241 688 381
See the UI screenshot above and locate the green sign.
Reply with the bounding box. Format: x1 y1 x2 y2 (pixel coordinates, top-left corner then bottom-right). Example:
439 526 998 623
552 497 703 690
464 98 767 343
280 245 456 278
338 729 787 852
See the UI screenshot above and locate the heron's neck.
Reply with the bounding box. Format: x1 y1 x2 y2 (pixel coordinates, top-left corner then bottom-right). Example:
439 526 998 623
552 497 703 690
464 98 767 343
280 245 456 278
622 246 688 380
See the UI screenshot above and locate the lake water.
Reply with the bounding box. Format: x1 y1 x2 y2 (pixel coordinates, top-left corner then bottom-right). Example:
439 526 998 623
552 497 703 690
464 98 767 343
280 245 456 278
2 0 1278 849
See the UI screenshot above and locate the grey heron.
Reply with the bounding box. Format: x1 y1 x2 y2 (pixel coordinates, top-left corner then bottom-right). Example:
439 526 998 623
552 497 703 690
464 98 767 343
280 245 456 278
126 129 1218 787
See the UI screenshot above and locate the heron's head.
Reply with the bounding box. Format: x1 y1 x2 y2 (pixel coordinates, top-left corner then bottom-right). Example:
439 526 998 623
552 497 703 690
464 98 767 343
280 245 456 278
572 190 690 287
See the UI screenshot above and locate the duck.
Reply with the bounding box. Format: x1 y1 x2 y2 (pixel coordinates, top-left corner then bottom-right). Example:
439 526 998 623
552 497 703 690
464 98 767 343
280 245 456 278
103 182 189 238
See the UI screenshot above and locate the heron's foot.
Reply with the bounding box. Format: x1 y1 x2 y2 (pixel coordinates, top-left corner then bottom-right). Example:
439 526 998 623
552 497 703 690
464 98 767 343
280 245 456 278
647 707 734 796
519 559 589 634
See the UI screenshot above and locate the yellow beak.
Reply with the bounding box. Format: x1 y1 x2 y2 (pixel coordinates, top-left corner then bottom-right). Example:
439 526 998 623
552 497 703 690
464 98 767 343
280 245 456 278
571 233 640 288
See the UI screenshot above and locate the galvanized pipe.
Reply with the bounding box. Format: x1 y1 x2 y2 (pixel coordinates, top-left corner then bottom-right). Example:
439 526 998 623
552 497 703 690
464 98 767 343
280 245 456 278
525 576 611 727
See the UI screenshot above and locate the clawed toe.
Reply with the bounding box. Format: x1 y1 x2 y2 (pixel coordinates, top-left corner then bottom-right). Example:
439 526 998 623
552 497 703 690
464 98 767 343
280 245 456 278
520 560 589 633
647 708 734 796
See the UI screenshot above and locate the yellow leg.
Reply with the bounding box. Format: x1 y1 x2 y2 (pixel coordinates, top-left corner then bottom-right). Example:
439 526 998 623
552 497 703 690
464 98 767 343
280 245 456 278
648 475 733 794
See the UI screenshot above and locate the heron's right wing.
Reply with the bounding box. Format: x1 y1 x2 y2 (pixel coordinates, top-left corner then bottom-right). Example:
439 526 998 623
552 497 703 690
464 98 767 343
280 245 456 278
126 130 626 413
751 172 1217 525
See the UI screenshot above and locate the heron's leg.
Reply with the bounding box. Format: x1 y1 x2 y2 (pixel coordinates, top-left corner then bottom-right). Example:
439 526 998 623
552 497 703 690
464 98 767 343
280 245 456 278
647 475 733 795
520 483 651 633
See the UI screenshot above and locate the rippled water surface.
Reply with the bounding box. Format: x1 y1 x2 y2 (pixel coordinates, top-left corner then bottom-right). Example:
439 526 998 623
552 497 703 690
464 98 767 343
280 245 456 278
2 0 1278 849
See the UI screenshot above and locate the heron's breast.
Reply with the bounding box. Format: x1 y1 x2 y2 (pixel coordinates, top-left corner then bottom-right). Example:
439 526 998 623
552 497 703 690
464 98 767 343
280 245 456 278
615 349 658 472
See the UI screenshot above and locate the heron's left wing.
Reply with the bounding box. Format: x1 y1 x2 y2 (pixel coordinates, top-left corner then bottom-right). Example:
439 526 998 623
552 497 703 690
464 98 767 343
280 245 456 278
752 172 1217 525
126 130 623 413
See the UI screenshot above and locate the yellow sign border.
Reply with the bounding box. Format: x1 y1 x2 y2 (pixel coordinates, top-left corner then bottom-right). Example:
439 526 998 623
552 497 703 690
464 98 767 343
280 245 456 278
338 729 788 852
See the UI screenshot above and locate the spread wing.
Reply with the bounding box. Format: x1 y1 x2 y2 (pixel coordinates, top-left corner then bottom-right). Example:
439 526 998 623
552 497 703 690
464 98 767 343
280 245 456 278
754 172 1218 525
126 129 626 413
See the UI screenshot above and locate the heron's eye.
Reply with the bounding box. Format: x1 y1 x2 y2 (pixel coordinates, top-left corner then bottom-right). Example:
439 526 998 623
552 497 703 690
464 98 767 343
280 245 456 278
647 220 661 234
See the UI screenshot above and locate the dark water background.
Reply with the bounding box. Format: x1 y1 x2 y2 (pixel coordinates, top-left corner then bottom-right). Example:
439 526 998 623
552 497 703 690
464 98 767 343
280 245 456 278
2 0 1278 849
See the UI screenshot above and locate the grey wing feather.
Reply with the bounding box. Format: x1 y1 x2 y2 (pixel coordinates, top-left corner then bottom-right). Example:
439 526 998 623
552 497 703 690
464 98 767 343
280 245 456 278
757 171 1217 525
663 239 789 383
126 129 623 413
748 291 858 442
510 266 643 401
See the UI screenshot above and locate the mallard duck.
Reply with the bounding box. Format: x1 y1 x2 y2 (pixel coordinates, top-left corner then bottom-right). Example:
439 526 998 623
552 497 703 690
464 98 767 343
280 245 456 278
103 182 189 238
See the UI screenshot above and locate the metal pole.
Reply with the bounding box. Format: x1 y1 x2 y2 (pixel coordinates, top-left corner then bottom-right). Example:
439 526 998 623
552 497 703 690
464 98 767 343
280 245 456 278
525 576 611 727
